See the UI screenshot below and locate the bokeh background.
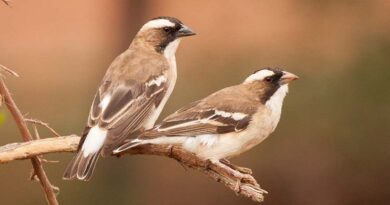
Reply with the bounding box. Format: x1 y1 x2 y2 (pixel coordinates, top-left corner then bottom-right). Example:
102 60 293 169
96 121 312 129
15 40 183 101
1 0 390 204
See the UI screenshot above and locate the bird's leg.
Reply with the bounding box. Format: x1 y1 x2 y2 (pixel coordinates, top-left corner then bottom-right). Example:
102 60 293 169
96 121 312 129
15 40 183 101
211 159 257 186
220 159 253 175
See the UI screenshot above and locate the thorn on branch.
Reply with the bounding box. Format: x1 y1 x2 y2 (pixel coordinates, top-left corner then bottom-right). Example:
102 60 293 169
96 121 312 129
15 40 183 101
33 124 41 140
29 169 37 181
51 185 60 196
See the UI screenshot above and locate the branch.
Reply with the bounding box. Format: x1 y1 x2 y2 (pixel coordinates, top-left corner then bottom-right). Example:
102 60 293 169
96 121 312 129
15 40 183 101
0 135 267 203
1 0 11 6
0 64 19 77
25 118 61 137
0 76 59 205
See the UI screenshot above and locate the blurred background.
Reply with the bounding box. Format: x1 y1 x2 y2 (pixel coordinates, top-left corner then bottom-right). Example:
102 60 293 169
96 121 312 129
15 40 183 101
1 0 389 204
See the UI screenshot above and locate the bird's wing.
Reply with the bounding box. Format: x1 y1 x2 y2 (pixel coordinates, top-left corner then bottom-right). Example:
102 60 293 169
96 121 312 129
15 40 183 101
141 86 259 138
82 74 169 156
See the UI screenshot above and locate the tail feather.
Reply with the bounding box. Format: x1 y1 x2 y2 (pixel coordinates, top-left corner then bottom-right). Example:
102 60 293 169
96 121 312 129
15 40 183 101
77 150 101 181
63 150 101 181
101 131 141 157
63 155 78 180
113 136 187 154
113 139 143 154
63 126 107 181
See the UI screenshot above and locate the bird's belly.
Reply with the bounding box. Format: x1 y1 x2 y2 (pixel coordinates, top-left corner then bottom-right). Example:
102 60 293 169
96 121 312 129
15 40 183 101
182 132 269 160
182 116 277 160
182 134 239 160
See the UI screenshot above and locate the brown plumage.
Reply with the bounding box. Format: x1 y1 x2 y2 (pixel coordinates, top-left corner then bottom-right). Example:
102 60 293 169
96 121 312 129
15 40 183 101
63 16 195 181
115 68 298 162
139 85 260 138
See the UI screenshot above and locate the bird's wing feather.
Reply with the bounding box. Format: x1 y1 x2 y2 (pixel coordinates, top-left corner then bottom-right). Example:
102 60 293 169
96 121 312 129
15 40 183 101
141 86 259 138
80 74 168 155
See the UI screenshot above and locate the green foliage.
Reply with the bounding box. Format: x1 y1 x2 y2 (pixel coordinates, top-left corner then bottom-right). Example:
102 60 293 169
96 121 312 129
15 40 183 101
0 111 5 126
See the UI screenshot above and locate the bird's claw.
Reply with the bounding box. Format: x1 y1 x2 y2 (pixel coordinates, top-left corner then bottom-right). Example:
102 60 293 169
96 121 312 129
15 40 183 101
220 159 253 175
234 180 241 194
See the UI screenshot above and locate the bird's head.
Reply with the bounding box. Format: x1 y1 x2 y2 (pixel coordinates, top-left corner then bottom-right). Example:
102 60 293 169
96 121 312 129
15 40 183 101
244 68 299 104
135 16 195 57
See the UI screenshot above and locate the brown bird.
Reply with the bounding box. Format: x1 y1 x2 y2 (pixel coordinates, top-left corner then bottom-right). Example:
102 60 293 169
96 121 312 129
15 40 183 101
114 68 298 176
63 16 195 181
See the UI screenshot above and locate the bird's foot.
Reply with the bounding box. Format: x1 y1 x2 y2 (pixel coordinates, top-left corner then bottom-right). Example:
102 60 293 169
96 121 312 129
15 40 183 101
220 159 253 175
234 180 241 194
212 159 257 185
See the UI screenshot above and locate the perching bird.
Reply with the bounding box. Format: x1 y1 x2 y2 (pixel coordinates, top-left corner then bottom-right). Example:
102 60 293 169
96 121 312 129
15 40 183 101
63 16 195 181
114 68 298 173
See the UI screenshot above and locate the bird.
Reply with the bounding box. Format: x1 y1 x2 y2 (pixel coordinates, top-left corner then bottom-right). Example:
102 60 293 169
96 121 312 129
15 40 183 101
63 16 195 181
114 68 298 176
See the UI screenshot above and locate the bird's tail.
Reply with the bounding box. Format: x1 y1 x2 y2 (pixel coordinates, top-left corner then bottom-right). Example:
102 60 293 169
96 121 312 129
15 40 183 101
63 149 101 181
113 136 187 155
63 126 107 181
112 139 143 154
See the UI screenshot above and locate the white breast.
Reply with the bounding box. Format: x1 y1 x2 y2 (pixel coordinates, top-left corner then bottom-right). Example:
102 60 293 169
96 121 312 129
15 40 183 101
265 84 288 131
143 40 179 129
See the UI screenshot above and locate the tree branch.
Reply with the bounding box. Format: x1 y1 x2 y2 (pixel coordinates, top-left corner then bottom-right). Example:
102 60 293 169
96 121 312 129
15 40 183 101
0 77 59 205
0 65 266 203
0 64 19 77
1 0 11 6
0 135 267 203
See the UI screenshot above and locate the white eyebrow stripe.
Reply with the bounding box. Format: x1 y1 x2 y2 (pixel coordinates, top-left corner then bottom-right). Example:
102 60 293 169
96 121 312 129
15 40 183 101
141 19 175 31
244 70 274 83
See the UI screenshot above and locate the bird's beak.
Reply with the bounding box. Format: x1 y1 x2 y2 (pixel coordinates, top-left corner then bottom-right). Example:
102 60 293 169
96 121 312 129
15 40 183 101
280 71 299 84
176 25 196 37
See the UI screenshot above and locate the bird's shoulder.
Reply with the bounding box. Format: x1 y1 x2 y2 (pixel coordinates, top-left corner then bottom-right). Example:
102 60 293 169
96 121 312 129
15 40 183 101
103 49 170 84
205 85 260 109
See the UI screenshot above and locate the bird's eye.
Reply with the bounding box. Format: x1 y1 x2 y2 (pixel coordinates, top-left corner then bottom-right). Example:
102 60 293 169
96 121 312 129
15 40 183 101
264 77 272 82
163 27 171 32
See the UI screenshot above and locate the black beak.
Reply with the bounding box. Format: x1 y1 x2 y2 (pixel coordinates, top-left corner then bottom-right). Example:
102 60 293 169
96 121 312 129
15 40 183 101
176 25 196 37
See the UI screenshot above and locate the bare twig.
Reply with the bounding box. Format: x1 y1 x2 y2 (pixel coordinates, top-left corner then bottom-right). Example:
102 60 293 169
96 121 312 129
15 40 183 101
0 64 19 77
0 135 267 202
0 77 59 205
1 0 11 6
33 124 40 139
25 118 61 137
